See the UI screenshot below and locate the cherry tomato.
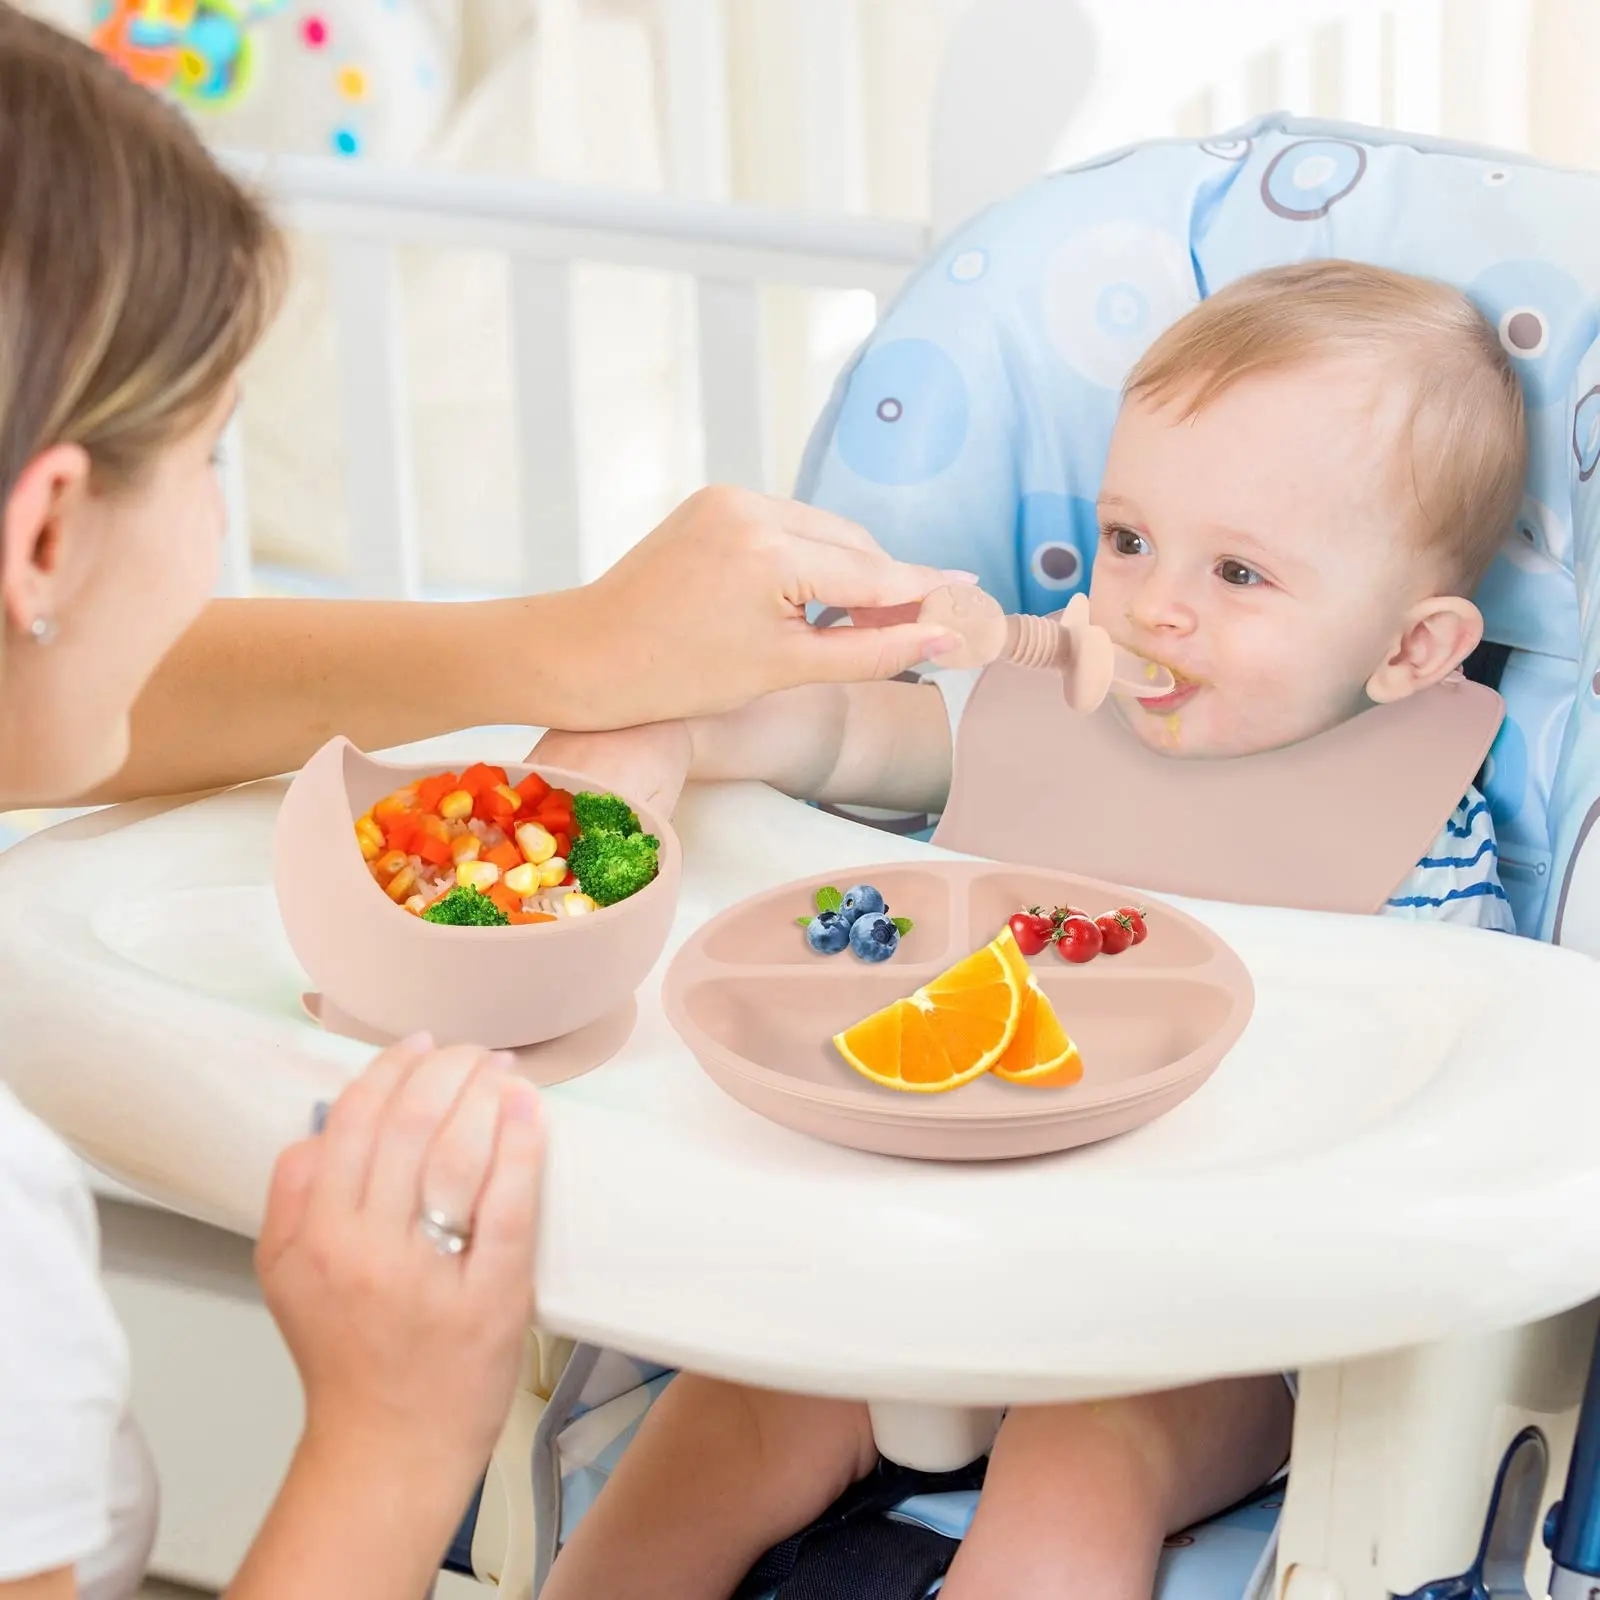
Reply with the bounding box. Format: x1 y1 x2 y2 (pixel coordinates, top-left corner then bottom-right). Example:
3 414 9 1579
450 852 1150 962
1095 912 1133 956
1007 912 1053 957
1052 915 1102 964
1118 907 1148 945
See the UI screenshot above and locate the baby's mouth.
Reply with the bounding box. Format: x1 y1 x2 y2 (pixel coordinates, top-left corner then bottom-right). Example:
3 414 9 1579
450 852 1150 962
1119 653 1202 712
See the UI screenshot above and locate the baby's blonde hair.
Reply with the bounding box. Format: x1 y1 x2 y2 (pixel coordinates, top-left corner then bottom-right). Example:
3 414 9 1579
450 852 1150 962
1125 260 1528 594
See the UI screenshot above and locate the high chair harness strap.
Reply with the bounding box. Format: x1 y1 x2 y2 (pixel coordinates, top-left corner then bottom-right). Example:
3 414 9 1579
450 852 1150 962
735 1457 987 1600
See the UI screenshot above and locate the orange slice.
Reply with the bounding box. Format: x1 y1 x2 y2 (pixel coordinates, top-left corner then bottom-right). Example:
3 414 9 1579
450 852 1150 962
834 929 1024 1092
991 977 1083 1087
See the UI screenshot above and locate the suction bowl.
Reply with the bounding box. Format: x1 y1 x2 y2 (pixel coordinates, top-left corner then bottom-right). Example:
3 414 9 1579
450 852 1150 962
274 737 681 1050
663 860 1253 1161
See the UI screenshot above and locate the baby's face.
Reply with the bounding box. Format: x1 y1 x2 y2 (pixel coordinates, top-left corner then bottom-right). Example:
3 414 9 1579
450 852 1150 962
1089 359 1431 759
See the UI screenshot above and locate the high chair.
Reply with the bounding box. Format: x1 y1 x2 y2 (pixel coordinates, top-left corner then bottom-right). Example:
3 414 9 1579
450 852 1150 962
5 38 1600 1600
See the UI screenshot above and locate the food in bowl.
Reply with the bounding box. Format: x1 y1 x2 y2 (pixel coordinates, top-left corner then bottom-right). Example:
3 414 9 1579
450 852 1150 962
354 762 661 925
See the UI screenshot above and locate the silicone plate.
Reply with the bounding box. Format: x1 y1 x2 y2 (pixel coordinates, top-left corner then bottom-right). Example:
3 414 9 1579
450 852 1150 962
663 860 1254 1161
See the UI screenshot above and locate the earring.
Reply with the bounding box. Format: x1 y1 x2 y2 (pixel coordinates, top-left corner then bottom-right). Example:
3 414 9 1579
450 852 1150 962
28 615 57 644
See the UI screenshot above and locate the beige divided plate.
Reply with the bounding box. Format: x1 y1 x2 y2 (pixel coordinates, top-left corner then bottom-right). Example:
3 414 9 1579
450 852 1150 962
663 861 1255 1161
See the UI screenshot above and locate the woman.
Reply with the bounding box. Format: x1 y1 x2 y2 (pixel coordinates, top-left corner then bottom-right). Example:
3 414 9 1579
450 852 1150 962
0 9 961 1597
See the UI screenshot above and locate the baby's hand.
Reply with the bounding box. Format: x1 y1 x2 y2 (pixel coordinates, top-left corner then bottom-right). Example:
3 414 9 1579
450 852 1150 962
530 722 693 817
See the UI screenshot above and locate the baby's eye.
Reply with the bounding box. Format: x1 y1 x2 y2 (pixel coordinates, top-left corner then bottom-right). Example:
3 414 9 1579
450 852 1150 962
1103 525 1149 558
1216 558 1263 587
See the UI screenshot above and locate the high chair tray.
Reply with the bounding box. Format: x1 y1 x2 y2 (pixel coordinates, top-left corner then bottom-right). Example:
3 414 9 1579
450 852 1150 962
663 861 1253 1160
6 758 1600 1401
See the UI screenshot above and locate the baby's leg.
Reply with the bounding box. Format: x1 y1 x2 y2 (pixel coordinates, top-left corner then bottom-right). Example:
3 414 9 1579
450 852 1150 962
541 1374 877 1600
943 1374 1292 1600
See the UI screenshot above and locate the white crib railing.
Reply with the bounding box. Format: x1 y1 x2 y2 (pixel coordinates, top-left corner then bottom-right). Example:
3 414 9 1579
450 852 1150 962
219 153 927 602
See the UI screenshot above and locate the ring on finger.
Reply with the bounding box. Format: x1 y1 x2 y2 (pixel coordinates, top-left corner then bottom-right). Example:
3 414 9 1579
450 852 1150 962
418 1206 473 1257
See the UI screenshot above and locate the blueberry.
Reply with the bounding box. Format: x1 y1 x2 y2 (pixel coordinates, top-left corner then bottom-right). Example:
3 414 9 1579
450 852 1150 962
805 911 851 955
849 912 899 962
840 884 886 923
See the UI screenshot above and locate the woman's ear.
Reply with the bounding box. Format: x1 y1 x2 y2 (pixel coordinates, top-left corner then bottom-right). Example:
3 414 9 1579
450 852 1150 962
1366 595 1485 704
0 443 92 637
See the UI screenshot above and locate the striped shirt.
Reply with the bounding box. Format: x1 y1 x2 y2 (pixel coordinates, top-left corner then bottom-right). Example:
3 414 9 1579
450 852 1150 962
1380 787 1515 932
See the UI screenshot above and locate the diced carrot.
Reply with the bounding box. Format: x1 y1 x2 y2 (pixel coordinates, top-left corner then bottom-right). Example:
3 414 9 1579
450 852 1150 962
515 771 550 806
383 814 421 853
485 841 522 872
488 883 522 916
474 788 517 826
536 804 573 832
543 787 575 809
460 762 509 797
561 871 576 887
509 911 557 925
552 831 571 859
414 773 458 813
414 834 453 868
417 813 452 843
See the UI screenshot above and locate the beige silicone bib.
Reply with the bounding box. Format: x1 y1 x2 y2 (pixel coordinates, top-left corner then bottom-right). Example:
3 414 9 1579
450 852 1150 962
926 598 1502 915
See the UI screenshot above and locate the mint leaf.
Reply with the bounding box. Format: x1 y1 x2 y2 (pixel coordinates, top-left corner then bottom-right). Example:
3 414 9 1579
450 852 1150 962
891 916 913 936
795 916 814 928
815 885 843 914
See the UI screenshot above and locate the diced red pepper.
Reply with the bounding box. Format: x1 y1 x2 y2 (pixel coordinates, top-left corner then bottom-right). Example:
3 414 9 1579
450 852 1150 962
515 771 550 806
485 841 522 872
561 871 576 887
414 773 459 813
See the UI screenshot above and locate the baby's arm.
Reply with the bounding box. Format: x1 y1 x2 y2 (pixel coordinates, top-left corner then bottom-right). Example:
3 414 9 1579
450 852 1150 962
533 678 953 819
687 679 953 814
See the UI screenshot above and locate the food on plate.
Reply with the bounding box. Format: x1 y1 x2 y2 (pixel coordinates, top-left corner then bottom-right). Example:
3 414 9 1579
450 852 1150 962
1008 900 1150 964
355 763 655 922
1051 913 1103 964
796 882 913 959
832 929 1023 1092
833 925 1087 1094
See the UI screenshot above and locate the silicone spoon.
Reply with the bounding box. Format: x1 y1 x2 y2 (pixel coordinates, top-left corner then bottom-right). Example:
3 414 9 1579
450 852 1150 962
918 586 1177 714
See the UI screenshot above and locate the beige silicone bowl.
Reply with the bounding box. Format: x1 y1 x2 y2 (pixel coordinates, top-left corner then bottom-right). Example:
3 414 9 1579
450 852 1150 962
663 860 1253 1161
274 736 681 1051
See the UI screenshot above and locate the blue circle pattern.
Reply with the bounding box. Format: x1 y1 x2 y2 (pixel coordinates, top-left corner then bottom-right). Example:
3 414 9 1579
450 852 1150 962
796 121 1600 936
835 339 969 486
1261 139 1366 220
1468 261 1599 408
1019 494 1099 609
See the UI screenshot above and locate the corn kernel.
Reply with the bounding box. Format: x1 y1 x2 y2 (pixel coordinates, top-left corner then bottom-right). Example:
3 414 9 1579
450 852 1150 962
403 894 428 915
355 814 384 855
438 788 474 821
494 783 522 810
450 833 481 864
516 821 556 865
385 865 418 902
375 849 408 882
538 857 567 889
456 859 501 891
561 891 597 916
503 862 538 897
374 788 417 819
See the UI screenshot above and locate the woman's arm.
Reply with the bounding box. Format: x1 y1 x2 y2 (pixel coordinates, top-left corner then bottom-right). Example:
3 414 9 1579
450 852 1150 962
70 488 965 807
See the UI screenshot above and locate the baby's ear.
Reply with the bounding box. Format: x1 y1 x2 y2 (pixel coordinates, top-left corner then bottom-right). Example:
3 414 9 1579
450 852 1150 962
1366 596 1485 704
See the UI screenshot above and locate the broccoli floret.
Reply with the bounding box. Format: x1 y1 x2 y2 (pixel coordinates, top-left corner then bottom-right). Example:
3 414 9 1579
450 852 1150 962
572 831 660 907
420 886 509 926
573 791 642 838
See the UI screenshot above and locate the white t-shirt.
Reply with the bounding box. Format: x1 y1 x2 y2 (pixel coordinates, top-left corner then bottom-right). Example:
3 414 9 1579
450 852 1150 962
0 1084 157 1596
928 667 1518 934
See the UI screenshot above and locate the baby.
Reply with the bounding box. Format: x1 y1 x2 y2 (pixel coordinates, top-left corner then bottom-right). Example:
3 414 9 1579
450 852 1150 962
535 260 1527 1600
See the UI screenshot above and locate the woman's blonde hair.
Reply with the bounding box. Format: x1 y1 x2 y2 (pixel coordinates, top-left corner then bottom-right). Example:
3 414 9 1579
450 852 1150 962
1125 260 1528 593
0 4 284 504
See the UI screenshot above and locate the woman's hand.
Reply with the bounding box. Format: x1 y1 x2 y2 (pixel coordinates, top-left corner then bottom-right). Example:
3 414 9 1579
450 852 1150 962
255 1037 544 1503
532 721 693 817
549 486 967 729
